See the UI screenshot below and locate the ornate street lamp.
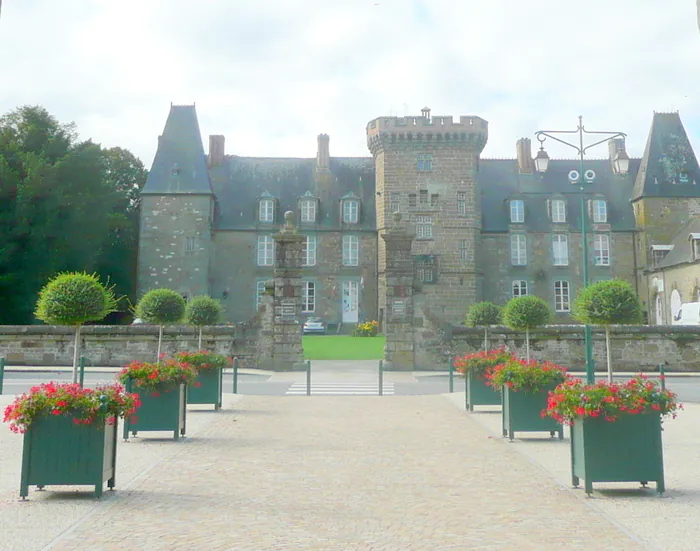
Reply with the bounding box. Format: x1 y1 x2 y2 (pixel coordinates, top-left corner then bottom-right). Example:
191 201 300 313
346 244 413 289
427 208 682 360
534 116 627 384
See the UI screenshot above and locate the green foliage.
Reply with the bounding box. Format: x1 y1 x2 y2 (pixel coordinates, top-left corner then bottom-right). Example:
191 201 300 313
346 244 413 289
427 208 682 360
35 272 117 326
353 320 379 337
573 279 642 326
486 357 567 393
184 296 223 327
0 106 147 324
174 351 230 370
465 302 502 327
118 359 197 391
453 348 514 375
503 296 551 330
135 289 185 325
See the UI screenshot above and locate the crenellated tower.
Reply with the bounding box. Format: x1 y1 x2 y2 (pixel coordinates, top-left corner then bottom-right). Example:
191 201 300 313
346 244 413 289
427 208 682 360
367 108 488 325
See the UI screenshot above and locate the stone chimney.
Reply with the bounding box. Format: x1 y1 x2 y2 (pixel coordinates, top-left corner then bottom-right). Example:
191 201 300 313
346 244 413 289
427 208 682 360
516 138 534 173
316 134 330 171
208 135 225 167
609 137 629 174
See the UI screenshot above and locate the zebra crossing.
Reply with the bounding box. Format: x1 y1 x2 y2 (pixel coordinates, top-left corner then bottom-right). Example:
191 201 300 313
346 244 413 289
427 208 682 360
285 381 395 396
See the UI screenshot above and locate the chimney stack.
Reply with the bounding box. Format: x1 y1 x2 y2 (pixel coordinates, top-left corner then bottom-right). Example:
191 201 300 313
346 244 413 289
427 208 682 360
516 138 534 173
316 134 330 171
208 135 225 167
609 137 629 174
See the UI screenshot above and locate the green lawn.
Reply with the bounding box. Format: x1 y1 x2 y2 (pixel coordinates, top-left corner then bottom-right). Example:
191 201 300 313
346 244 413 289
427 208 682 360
303 335 385 360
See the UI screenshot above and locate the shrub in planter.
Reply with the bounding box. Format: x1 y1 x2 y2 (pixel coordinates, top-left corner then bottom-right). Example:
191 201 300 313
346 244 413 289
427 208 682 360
117 359 197 440
487 357 567 440
545 375 680 494
353 320 379 337
502 296 551 361
453 348 513 411
185 296 223 349
35 272 117 383
573 279 642 382
465 302 502 351
174 351 230 409
135 289 186 360
3 382 139 498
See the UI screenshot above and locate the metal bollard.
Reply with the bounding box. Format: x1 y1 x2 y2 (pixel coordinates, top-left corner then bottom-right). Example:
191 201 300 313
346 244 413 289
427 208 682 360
0 357 5 395
306 360 311 396
79 356 86 388
232 357 239 394
659 363 666 391
449 361 454 393
379 360 384 396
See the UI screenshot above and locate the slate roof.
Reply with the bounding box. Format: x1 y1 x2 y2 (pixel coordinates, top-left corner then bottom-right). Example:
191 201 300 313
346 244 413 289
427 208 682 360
631 112 700 201
652 217 700 270
141 105 212 195
478 158 641 232
209 156 376 230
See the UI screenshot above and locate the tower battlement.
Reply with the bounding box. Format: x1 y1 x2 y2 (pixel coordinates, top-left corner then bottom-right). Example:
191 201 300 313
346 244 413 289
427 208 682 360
366 109 488 156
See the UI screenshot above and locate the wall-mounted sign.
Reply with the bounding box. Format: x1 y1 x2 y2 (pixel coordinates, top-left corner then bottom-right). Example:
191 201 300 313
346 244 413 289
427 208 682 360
392 299 405 315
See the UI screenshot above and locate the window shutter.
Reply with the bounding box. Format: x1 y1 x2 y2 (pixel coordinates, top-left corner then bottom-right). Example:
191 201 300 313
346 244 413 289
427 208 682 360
587 199 593 218
546 199 552 220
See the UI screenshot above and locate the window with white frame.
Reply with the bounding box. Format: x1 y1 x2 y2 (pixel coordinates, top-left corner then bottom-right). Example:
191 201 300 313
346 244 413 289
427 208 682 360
551 199 566 223
301 199 316 223
343 199 359 223
592 199 607 223
416 154 433 171
389 192 400 213
257 235 274 266
415 256 436 283
512 280 528 297
510 233 527 265
303 235 317 266
457 192 466 215
259 199 274 223
554 280 570 312
693 239 700 260
255 280 266 309
552 234 569 266
594 234 610 266
342 235 359 266
416 216 433 239
301 281 315 313
184 237 196 252
510 200 524 223
419 190 429 206
459 239 468 261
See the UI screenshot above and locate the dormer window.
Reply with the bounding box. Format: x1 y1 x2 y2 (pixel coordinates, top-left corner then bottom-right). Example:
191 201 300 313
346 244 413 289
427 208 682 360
591 199 607 223
651 244 673 267
691 234 700 260
510 200 524 223
299 192 317 223
342 198 360 224
259 198 274 223
171 163 181 176
680 171 689 184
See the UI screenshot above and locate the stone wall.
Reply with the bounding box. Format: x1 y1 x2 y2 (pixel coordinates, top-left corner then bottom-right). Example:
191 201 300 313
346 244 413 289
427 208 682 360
435 325 700 372
0 325 258 367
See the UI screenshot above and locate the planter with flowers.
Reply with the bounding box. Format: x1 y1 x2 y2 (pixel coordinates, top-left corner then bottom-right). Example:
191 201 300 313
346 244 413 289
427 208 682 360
3 382 139 499
487 358 567 441
175 351 229 410
546 375 680 495
453 348 513 411
118 359 197 440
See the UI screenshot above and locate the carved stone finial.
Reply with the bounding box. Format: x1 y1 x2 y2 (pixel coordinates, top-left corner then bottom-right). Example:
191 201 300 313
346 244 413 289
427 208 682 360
282 210 296 233
392 211 402 225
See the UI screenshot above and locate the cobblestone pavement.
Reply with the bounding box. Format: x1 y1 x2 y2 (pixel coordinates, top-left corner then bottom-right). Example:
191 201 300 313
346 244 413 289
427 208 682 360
6 395 643 551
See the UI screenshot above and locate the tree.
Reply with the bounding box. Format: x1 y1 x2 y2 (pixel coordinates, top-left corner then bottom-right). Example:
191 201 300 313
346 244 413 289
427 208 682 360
35 272 117 383
465 302 502 351
0 105 146 324
503 296 551 361
573 279 642 382
135 289 186 360
185 296 223 349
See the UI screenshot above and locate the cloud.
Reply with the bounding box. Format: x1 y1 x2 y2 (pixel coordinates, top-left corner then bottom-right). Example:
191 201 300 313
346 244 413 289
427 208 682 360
1 0 699 166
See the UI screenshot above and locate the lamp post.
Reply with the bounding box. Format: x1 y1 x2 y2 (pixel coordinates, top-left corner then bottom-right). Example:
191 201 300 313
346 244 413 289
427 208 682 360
534 116 629 384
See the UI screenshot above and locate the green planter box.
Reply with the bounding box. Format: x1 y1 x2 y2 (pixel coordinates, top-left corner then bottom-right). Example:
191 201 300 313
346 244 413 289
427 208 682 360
502 386 563 441
20 415 117 499
187 368 223 410
571 413 665 495
466 371 501 411
123 382 187 441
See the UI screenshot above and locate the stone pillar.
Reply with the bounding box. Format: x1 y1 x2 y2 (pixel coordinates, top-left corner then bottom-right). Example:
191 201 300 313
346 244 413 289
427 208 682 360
256 281 274 369
381 212 416 370
271 211 306 371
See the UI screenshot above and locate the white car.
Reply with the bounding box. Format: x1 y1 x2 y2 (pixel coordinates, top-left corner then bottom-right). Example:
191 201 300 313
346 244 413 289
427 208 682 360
303 318 326 335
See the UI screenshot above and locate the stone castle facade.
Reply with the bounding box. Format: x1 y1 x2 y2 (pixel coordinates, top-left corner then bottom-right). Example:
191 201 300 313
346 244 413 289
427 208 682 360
138 106 700 344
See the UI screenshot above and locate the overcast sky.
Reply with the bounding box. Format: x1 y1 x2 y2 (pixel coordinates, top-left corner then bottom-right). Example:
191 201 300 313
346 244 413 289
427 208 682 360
1 0 699 166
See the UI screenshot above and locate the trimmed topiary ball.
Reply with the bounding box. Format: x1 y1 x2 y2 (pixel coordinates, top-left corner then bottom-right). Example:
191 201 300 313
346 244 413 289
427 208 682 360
35 272 117 325
135 289 185 325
